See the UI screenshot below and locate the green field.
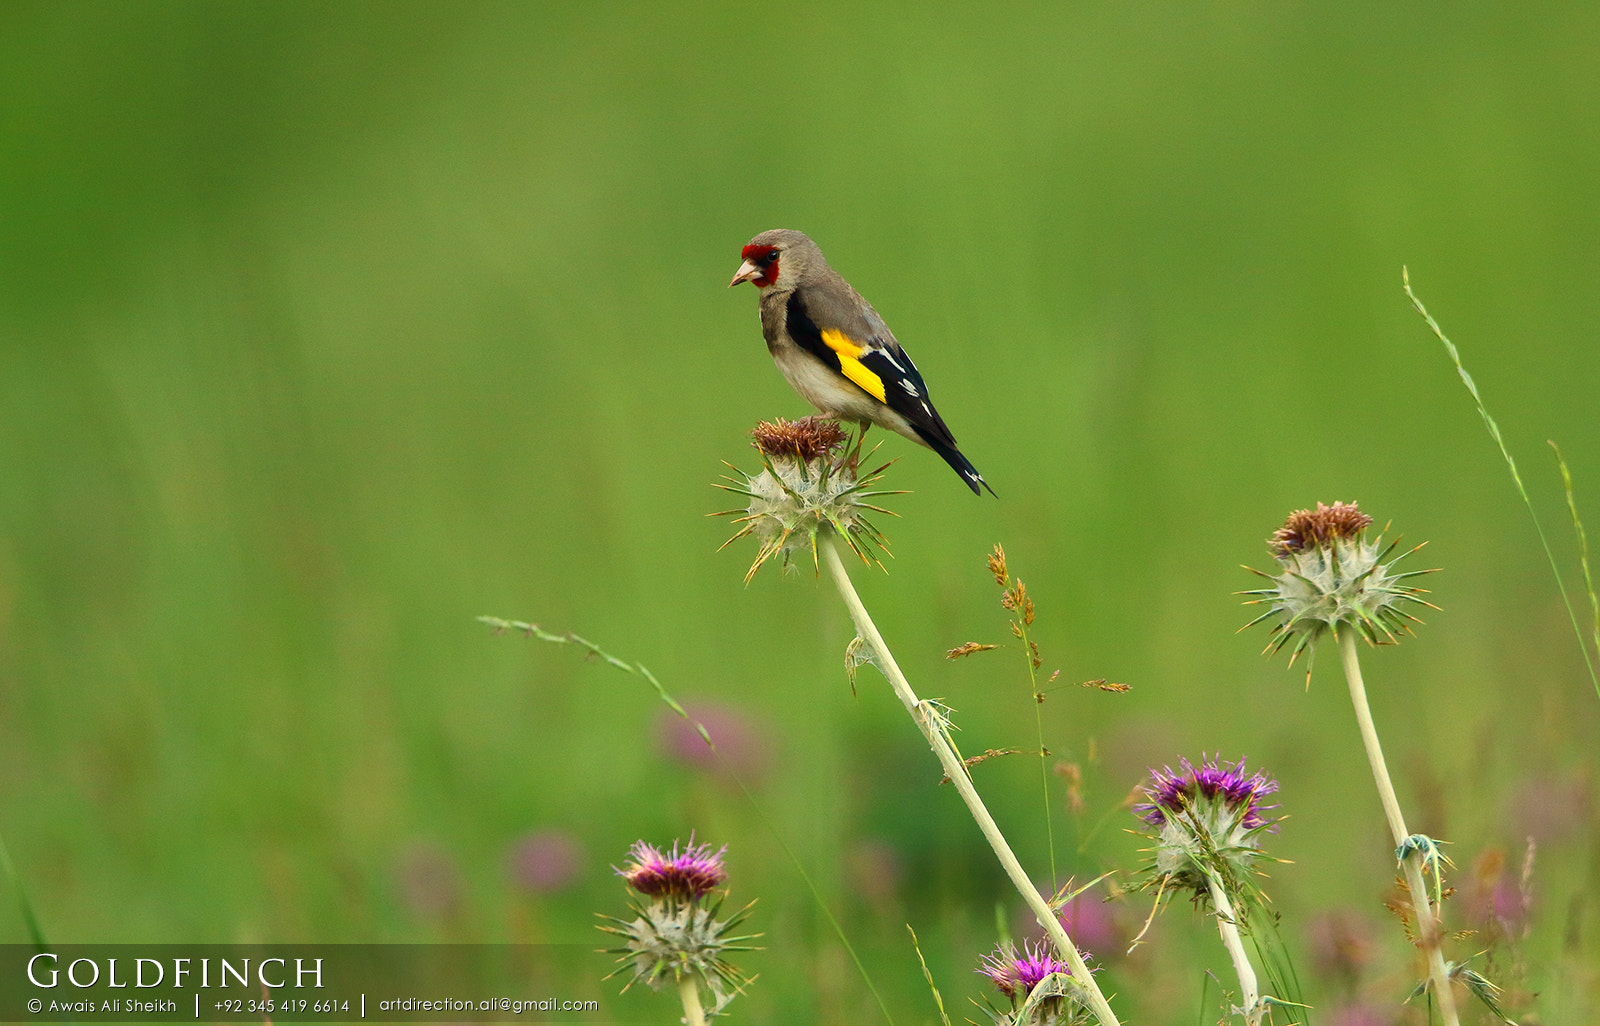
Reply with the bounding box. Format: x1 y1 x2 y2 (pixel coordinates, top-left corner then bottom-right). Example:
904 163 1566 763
2 3 1597 1023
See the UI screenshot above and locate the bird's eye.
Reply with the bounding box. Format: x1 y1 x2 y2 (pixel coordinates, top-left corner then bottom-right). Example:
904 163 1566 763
762 250 779 264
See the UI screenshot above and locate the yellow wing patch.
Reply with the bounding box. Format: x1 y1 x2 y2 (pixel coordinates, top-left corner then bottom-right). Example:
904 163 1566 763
820 328 886 402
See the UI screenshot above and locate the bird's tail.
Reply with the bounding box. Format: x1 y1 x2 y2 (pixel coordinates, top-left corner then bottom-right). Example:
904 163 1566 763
923 434 996 497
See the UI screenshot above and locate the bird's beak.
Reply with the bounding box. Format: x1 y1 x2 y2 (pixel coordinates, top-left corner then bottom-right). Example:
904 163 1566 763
729 259 761 287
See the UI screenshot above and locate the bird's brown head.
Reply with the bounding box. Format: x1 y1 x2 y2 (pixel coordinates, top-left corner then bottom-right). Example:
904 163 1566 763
729 229 820 290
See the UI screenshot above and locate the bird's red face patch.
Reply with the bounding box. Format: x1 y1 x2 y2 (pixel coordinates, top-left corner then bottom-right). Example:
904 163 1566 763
740 244 781 288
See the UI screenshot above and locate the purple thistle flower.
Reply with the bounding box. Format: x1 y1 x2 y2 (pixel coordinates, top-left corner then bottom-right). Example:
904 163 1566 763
656 702 770 781
1134 756 1279 830
1133 756 1282 899
509 829 584 894
617 838 728 902
978 939 1073 1000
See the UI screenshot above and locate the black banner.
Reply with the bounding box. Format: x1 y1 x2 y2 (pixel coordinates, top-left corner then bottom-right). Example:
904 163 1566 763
1 946 621 1023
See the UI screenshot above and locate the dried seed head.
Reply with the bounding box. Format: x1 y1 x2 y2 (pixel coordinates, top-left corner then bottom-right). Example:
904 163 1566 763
1270 501 1374 556
716 419 900 581
751 416 846 462
1242 501 1437 679
988 544 1009 586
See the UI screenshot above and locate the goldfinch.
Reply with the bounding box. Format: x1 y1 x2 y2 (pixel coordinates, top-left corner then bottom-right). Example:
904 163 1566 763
729 229 995 496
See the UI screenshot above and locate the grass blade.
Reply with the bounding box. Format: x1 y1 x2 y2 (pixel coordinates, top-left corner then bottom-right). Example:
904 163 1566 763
1403 268 1599 699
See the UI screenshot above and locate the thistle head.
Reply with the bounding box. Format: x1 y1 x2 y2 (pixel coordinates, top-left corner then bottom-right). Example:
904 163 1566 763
977 940 1089 1026
1133 756 1281 901
1242 501 1437 679
599 838 757 1013
716 418 900 581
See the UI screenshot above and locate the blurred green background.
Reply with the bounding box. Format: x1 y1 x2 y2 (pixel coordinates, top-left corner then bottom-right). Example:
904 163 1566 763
2 2 1597 1023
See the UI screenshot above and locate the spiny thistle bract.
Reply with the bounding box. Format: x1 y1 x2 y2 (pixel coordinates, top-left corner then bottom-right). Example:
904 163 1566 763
598 839 758 1016
715 417 901 582
1133 756 1281 901
1241 501 1438 679
977 940 1091 1026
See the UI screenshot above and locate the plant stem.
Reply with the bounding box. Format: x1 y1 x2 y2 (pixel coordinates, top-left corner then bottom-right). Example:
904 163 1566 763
823 541 1122 1026
1337 631 1460 1026
1015 612 1059 891
1205 872 1263 1026
677 975 706 1026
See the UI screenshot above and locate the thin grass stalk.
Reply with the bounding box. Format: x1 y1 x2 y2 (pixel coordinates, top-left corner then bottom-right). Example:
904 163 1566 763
822 540 1122 1026
1552 441 1600 672
906 925 954 1026
1337 631 1460 1026
1405 268 1599 699
1017 612 1060 891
